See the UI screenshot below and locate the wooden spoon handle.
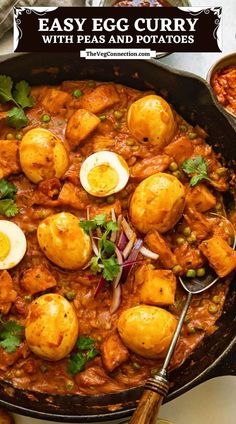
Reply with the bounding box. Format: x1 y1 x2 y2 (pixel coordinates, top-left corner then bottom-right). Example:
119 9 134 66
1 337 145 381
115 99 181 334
129 375 170 424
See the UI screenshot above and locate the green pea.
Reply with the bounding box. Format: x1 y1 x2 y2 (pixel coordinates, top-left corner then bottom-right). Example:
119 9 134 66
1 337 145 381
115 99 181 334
114 122 121 130
186 269 196 278
188 132 197 140
208 304 218 314
183 226 191 237
212 295 221 304
73 89 83 98
107 195 115 204
126 139 135 146
65 291 76 301
180 124 187 132
24 295 32 302
168 162 178 172
184 315 191 324
6 133 14 140
65 381 74 390
216 167 227 176
172 264 183 275
151 368 158 376
196 267 206 277
15 132 22 140
97 335 103 342
131 145 139 152
188 326 196 334
172 170 182 180
99 114 107 121
176 237 185 246
114 110 123 120
187 234 197 244
132 362 141 370
40 365 48 373
41 114 51 123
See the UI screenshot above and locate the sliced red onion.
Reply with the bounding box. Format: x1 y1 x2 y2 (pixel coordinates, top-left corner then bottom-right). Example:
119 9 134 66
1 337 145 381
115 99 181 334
140 246 159 260
94 277 105 299
113 247 124 288
117 230 128 251
86 206 99 256
123 234 136 259
121 238 143 283
121 217 135 240
110 208 117 242
110 284 122 314
116 214 123 243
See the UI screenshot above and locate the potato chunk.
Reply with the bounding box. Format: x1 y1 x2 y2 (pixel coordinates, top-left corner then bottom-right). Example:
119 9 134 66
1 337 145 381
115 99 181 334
184 207 211 241
0 270 17 315
78 84 119 113
186 184 216 212
41 88 71 114
145 230 177 268
66 109 100 149
199 236 236 277
58 182 89 210
139 269 176 306
164 136 194 165
100 331 129 372
20 265 57 295
0 140 20 178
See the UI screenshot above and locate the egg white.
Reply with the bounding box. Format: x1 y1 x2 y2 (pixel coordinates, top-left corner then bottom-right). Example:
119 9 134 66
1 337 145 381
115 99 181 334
0 220 27 270
80 151 129 197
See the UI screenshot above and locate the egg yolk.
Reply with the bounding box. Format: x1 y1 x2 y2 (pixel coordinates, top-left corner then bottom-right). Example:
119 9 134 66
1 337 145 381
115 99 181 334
0 232 11 261
88 164 119 195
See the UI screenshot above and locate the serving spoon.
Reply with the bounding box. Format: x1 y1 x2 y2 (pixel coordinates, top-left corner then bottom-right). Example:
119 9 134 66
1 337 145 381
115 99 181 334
129 231 236 424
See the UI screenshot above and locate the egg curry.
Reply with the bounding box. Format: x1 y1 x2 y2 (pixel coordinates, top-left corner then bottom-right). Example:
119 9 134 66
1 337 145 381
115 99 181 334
0 79 235 396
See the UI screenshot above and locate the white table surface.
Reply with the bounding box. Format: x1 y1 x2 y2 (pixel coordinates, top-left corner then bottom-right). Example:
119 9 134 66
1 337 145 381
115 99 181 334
0 1 236 423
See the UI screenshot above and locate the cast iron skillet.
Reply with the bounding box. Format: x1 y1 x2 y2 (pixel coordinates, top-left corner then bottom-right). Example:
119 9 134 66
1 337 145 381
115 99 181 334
0 53 235 422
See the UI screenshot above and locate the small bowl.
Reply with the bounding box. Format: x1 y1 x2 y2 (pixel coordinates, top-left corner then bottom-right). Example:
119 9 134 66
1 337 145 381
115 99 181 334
207 52 236 119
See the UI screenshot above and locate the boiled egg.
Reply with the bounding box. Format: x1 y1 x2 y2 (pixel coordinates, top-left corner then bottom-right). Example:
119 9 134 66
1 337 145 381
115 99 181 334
80 151 129 197
25 293 79 361
0 220 27 270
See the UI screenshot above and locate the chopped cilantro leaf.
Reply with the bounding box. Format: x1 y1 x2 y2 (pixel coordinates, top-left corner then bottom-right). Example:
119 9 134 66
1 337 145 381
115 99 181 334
68 336 99 376
77 336 96 351
0 199 19 217
102 256 120 281
182 156 211 187
13 80 34 109
0 319 24 354
67 352 86 376
0 179 17 200
0 75 13 103
7 107 28 129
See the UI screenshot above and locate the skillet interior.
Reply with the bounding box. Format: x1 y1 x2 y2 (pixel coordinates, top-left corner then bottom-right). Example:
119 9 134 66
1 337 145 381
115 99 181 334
0 53 235 422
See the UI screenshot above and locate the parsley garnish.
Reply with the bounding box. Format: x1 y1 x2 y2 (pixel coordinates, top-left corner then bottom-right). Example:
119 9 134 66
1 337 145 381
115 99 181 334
80 214 119 282
0 319 24 353
68 336 99 376
182 156 211 187
0 75 33 129
0 179 18 217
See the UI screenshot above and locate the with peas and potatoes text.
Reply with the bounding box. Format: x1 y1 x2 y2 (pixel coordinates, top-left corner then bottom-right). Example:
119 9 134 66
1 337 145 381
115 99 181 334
0 77 235 396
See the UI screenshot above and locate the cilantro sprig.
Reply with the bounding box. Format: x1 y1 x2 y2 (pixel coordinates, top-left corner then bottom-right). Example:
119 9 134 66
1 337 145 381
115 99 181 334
182 156 211 187
80 214 120 281
68 336 99 376
0 75 33 129
0 179 18 217
0 319 24 353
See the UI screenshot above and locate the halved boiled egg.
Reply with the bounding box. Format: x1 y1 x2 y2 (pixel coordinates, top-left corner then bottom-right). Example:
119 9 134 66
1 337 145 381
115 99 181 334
0 221 27 270
80 151 129 197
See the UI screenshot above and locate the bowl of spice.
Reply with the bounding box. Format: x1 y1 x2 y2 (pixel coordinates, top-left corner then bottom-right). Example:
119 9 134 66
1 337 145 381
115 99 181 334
207 52 236 119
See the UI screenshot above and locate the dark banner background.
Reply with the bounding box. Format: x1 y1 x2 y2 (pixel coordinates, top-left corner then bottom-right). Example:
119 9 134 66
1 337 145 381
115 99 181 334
14 7 222 52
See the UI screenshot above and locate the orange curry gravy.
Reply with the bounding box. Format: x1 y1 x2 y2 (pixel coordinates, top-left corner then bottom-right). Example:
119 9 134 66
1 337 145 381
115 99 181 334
0 80 234 396
211 65 236 116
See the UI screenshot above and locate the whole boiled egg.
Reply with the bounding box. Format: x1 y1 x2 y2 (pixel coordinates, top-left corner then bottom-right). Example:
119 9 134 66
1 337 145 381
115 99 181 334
118 305 177 359
25 293 79 361
19 128 69 184
129 173 185 234
80 151 129 197
127 95 176 150
0 220 27 270
37 212 92 270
